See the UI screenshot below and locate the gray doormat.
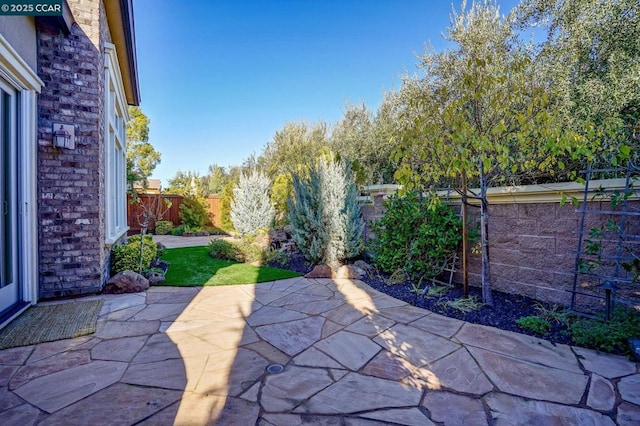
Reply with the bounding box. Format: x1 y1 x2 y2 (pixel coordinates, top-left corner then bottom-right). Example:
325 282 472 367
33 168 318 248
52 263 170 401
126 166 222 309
0 299 104 350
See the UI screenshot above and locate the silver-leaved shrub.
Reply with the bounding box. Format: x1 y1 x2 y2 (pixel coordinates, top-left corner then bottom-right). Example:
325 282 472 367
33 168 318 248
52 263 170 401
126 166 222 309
230 169 275 236
288 156 364 267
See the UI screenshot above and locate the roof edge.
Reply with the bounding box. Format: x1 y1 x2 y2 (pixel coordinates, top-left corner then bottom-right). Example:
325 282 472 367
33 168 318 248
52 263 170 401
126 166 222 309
104 0 140 105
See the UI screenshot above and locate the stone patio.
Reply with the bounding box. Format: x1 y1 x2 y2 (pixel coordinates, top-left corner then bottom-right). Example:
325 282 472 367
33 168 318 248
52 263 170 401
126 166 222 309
1 276 638 425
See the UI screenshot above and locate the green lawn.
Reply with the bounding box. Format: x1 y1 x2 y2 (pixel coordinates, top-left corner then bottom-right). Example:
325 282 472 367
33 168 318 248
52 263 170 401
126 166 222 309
160 246 300 286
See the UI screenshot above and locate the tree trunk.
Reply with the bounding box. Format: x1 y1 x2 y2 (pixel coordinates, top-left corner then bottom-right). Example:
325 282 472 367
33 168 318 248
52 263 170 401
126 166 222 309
461 170 469 297
479 167 493 306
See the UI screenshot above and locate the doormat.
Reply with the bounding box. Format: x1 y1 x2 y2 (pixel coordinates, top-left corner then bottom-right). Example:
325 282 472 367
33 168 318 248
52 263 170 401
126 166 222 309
0 299 104 350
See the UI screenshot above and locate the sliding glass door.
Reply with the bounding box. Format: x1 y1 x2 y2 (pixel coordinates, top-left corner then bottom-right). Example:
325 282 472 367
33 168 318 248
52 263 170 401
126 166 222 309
0 79 19 314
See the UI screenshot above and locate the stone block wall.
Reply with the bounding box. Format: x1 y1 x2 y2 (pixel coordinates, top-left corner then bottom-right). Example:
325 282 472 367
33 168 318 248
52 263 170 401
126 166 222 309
361 183 639 310
36 1 112 298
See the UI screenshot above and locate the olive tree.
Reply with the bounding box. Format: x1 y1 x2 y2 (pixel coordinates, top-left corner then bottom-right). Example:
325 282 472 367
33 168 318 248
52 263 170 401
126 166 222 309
394 0 580 305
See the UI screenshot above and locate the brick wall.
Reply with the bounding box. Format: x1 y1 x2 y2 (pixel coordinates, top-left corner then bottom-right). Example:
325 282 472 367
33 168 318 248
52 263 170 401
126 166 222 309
36 1 113 298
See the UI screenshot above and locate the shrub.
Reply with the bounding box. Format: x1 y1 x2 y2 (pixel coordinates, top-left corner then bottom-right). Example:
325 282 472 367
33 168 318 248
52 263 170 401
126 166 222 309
569 307 640 354
369 192 462 286
287 156 364 266
517 316 551 335
155 220 174 235
230 170 275 236
179 196 209 229
265 248 288 267
112 234 158 275
171 225 184 236
203 225 226 235
208 239 239 262
208 237 270 265
236 240 266 264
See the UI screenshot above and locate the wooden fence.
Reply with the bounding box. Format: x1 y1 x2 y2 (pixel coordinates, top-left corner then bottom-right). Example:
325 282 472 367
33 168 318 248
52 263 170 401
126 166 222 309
205 196 222 228
127 194 222 233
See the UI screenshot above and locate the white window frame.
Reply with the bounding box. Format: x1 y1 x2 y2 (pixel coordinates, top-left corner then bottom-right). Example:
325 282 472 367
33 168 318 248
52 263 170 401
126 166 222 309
0 34 43 316
104 43 129 244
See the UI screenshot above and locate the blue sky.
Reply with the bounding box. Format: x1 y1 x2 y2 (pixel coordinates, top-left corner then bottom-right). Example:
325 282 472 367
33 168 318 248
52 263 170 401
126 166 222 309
133 0 522 185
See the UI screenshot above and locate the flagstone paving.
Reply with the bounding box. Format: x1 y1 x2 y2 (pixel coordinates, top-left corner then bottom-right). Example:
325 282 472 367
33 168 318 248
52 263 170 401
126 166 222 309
0 277 638 425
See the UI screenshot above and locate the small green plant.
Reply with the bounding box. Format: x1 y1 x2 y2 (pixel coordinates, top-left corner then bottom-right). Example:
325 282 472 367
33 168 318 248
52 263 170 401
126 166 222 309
202 225 226 235
171 225 184 236
385 269 407 286
534 302 569 325
155 220 174 235
265 249 288 267
112 234 158 275
182 225 197 235
440 296 483 313
569 307 640 354
517 316 551 335
424 285 449 299
208 239 240 262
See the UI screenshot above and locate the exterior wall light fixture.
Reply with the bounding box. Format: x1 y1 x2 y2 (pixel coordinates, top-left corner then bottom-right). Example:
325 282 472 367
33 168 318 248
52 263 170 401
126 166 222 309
53 123 75 149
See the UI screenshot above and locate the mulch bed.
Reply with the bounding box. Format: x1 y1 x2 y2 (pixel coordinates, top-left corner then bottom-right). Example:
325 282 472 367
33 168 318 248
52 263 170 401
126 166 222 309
272 253 572 346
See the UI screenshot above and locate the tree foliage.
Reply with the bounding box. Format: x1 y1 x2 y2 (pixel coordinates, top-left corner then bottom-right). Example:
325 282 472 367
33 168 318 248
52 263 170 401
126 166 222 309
126 106 161 186
165 170 205 197
288 156 364 267
516 0 640 133
230 169 275 236
259 121 330 179
330 102 399 185
392 0 589 304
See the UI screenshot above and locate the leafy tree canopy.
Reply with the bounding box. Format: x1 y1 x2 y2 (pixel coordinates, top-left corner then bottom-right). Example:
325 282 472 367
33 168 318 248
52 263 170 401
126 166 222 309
126 106 161 186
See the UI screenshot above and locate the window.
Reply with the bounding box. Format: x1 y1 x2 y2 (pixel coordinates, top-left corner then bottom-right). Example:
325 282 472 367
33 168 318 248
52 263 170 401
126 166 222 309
104 43 129 243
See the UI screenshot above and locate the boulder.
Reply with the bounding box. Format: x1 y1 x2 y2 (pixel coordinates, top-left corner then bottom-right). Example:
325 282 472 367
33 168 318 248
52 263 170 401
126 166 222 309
353 260 375 276
104 270 150 294
267 227 291 249
305 264 334 278
335 265 365 279
304 264 365 279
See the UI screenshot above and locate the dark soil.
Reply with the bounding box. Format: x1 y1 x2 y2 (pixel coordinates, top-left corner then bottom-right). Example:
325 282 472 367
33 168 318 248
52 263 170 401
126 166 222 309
272 252 573 346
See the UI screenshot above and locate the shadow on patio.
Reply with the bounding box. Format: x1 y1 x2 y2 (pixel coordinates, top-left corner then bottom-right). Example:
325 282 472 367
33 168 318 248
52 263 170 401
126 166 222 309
1 275 636 424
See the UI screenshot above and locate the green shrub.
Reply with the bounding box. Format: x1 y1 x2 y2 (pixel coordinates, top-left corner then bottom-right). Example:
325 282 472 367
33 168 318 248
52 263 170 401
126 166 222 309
155 220 174 235
517 316 551 335
209 239 240 262
265 248 288 267
203 225 226 235
179 196 209 229
570 307 640 354
370 192 462 286
236 240 266 264
112 234 158 275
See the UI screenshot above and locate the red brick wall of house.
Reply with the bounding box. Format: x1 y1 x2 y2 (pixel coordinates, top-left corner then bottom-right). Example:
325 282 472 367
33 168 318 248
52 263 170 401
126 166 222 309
36 1 114 299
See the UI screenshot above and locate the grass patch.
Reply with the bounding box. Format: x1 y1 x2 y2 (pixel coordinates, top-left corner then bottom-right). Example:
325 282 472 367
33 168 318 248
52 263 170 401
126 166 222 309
160 246 300 286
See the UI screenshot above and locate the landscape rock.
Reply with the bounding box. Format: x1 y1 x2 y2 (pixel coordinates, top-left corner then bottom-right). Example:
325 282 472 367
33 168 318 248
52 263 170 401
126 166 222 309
104 271 150 294
147 272 165 285
305 265 334 279
354 260 375 275
267 227 290 248
335 265 364 279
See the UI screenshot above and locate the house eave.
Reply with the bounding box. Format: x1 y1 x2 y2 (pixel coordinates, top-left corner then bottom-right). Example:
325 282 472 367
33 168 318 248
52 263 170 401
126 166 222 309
104 0 140 106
